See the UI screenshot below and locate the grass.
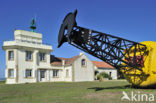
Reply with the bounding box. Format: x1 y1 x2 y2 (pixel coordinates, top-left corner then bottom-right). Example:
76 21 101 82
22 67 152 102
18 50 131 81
0 80 156 103
0 81 5 84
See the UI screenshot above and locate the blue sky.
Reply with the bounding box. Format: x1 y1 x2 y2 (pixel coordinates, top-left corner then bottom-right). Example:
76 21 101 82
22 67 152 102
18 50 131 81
0 0 156 78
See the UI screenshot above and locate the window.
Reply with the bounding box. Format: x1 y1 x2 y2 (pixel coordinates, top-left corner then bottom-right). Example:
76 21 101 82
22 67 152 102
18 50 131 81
53 70 59 77
81 59 86 66
8 69 14 78
66 69 69 77
8 51 14 60
39 53 46 61
25 69 32 78
26 51 32 61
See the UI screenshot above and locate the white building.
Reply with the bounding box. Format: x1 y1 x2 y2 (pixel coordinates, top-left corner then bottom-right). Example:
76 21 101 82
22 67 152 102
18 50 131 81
2 30 94 84
50 53 94 82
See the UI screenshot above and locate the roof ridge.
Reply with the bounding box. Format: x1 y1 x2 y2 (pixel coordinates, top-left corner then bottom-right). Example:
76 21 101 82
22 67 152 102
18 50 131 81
51 55 80 66
51 55 79 59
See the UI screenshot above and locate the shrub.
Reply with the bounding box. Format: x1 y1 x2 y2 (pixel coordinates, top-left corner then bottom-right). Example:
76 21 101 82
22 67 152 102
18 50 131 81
97 75 104 82
100 72 109 78
97 72 110 81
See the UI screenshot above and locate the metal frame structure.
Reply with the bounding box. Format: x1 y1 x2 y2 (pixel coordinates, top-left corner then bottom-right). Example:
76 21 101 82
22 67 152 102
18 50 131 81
70 26 148 71
58 10 149 72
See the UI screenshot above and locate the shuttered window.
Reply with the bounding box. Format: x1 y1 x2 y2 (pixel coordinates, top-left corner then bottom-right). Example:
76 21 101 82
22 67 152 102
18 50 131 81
53 70 59 77
25 69 32 78
26 51 32 61
8 69 14 78
8 51 14 60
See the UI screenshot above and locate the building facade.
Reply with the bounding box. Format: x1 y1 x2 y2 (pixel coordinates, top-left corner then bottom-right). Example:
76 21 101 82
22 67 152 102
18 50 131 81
50 53 94 82
2 30 94 84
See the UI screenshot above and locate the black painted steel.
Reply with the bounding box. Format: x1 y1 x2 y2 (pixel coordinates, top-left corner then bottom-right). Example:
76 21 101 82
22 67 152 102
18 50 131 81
58 10 77 48
58 10 149 71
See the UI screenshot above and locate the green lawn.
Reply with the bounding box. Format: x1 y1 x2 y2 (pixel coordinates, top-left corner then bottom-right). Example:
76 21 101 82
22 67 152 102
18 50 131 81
0 80 156 103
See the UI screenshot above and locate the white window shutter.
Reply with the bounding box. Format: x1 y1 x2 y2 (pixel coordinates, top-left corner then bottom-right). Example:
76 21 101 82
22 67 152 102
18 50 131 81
51 70 53 78
35 70 37 78
23 70 25 78
59 70 61 78
14 69 16 78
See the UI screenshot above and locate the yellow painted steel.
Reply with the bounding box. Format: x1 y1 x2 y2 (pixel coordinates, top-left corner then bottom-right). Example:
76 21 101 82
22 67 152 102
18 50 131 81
122 41 156 87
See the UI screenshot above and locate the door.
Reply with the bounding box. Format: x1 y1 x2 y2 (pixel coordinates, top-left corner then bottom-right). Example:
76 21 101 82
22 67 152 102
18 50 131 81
40 70 46 81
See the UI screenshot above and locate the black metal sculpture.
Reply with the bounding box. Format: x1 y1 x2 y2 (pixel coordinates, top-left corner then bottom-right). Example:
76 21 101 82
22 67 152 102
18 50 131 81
58 10 148 72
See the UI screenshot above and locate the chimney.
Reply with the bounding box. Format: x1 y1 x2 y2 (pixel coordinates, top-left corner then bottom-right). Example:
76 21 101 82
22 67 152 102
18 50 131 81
79 52 84 55
62 60 65 66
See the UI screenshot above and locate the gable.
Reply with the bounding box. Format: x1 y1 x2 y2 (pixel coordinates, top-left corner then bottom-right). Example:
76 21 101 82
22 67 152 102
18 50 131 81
73 54 93 66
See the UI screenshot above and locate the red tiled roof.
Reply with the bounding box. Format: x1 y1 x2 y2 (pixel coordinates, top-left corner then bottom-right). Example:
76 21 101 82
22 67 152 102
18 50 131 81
92 61 114 69
51 55 80 66
51 55 114 69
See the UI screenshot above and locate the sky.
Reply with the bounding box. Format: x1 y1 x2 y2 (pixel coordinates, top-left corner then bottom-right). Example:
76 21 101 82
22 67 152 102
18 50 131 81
0 0 156 78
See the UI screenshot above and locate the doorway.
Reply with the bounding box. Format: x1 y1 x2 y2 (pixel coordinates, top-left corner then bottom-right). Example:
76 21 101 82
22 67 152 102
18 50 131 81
40 70 46 81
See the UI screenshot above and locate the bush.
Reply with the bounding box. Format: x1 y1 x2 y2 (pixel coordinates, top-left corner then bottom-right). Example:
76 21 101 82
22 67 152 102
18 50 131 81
97 72 110 81
97 75 104 82
100 72 109 78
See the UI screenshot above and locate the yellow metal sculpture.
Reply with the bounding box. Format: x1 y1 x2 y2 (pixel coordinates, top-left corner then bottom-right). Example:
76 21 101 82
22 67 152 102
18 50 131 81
122 41 156 87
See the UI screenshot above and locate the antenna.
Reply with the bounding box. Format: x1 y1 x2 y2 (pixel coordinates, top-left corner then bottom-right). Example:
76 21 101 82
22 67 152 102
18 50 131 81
30 18 36 32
